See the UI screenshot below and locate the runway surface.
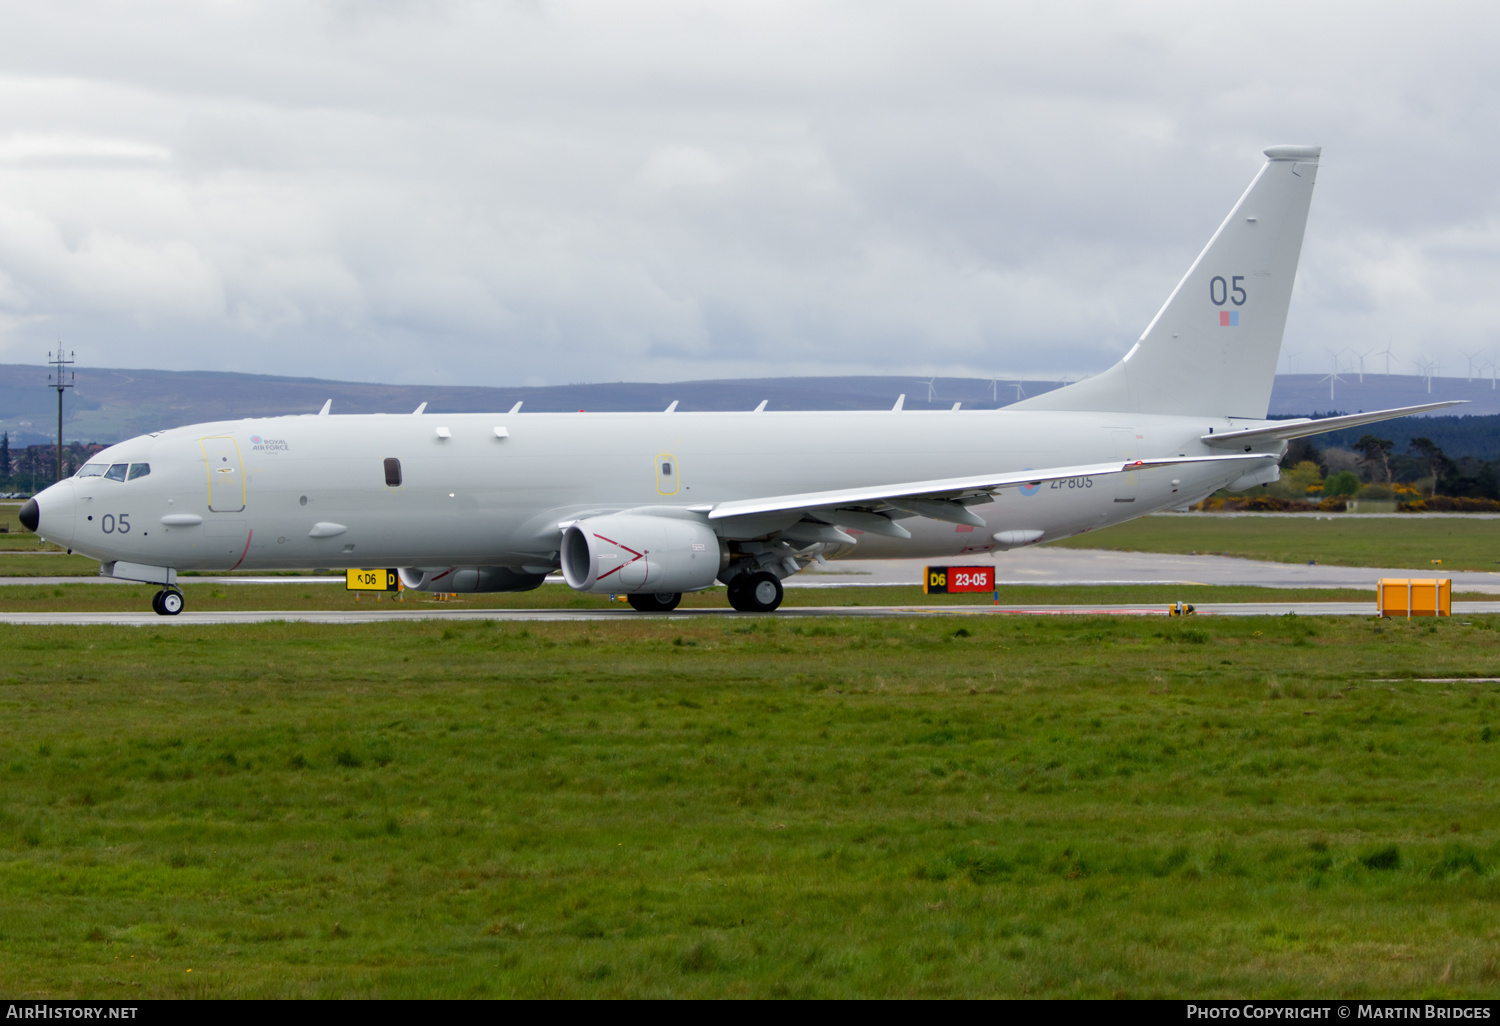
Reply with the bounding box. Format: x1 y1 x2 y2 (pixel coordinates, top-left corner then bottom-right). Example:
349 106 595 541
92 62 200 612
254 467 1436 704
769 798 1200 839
4 600 1499 626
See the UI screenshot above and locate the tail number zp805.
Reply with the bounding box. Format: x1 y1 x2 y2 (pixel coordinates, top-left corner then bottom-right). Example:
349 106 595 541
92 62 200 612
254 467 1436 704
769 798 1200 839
1050 477 1093 489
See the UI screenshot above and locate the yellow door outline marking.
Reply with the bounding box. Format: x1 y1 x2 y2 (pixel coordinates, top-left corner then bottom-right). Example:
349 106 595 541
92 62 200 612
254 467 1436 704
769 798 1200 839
199 436 247 511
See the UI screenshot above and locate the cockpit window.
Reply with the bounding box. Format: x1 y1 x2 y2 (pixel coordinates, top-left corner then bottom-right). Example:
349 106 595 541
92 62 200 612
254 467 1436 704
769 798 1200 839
127 463 151 481
76 464 107 478
103 464 128 482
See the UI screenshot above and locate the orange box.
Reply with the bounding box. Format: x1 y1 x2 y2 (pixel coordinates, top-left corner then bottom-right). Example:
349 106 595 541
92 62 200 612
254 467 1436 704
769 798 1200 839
1376 578 1450 618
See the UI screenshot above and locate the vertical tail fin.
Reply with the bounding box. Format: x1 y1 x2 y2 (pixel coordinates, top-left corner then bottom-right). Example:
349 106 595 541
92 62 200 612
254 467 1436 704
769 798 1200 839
1013 145 1319 419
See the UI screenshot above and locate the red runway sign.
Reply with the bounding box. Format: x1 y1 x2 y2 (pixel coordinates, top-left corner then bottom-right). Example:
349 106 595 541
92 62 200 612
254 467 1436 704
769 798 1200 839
924 565 995 594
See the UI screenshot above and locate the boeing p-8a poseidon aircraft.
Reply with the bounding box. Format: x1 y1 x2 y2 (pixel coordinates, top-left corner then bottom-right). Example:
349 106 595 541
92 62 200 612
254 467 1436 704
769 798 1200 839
19 145 1460 615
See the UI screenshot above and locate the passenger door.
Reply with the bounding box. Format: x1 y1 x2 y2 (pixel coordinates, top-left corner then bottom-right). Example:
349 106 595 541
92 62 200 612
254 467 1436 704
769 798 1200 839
200 436 246 512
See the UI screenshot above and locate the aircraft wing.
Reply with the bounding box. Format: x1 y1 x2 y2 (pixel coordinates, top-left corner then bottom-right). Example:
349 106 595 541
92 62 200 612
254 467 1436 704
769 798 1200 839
703 452 1276 528
1201 401 1466 448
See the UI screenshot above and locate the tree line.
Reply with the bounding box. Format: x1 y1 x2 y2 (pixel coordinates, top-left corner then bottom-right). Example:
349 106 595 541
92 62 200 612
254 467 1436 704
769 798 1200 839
1213 429 1500 511
0 433 108 494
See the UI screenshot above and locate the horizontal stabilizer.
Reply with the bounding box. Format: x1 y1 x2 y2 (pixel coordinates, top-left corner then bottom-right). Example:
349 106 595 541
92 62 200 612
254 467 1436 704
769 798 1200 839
707 453 1275 523
1202 401 1467 447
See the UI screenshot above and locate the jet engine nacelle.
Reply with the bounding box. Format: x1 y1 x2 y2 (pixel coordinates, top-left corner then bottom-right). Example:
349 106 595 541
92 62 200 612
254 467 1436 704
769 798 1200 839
561 514 728 594
398 566 548 593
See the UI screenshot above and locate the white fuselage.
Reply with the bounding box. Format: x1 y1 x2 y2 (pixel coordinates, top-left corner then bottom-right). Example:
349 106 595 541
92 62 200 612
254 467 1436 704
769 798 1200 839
31 407 1274 573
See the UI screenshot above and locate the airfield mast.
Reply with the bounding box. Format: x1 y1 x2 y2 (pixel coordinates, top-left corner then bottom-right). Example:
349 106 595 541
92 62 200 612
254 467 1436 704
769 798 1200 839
47 347 75 484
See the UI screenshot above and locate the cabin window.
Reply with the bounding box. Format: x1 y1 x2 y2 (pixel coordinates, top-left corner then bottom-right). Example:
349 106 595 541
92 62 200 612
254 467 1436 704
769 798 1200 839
76 464 107 478
127 463 151 481
104 464 128 482
383 458 402 487
661 462 672 477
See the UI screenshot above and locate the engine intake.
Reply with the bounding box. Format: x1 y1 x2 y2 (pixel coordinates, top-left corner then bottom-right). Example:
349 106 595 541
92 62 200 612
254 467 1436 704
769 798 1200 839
561 513 727 594
397 566 548 593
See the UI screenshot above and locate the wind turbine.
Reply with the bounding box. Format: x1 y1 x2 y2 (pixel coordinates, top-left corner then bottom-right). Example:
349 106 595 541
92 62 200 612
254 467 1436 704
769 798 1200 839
1376 340 1397 376
1417 356 1439 394
1464 350 1483 382
1318 349 1345 402
1343 347 1372 382
1282 350 1299 375
1011 380 1027 401
987 376 1001 402
916 378 937 402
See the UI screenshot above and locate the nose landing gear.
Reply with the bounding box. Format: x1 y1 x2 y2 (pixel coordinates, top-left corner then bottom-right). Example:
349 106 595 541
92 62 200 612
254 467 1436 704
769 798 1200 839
151 588 185 616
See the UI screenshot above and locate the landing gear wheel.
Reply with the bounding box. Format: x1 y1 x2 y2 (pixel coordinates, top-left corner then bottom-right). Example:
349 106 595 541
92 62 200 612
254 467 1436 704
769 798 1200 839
154 589 184 616
627 591 682 612
727 571 783 613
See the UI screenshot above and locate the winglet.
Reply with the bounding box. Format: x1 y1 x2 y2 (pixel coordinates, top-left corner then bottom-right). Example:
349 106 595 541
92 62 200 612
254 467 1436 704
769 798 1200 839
754 400 768 413
665 400 679 413
892 394 905 411
412 402 427 415
318 399 332 417
508 401 523 414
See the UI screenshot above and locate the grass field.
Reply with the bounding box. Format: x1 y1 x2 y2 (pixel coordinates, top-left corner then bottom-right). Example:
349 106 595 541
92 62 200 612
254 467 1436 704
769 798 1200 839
0 538 65 552
1054 515 1500 571
0 502 61 553
2 615 1499 997
0 555 100 575
0 581 1431 614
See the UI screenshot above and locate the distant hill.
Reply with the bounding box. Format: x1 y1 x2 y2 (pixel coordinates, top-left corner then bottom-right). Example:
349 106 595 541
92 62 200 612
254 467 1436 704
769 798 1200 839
0 365 1068 446
1267 372 1500 419
1 363 1491 452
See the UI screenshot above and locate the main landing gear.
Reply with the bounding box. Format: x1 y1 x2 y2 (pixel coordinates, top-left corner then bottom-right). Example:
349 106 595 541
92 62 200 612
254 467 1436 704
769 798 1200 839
727 571 783 613
627 591 682 612
621 572 786 614
151 588 185 616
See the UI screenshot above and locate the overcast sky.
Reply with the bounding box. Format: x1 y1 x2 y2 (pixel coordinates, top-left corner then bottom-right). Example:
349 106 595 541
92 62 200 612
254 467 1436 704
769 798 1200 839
0 1 1496 387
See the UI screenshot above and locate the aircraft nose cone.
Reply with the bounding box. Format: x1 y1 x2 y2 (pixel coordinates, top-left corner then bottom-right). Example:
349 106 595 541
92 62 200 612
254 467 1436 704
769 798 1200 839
18 498 39 533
